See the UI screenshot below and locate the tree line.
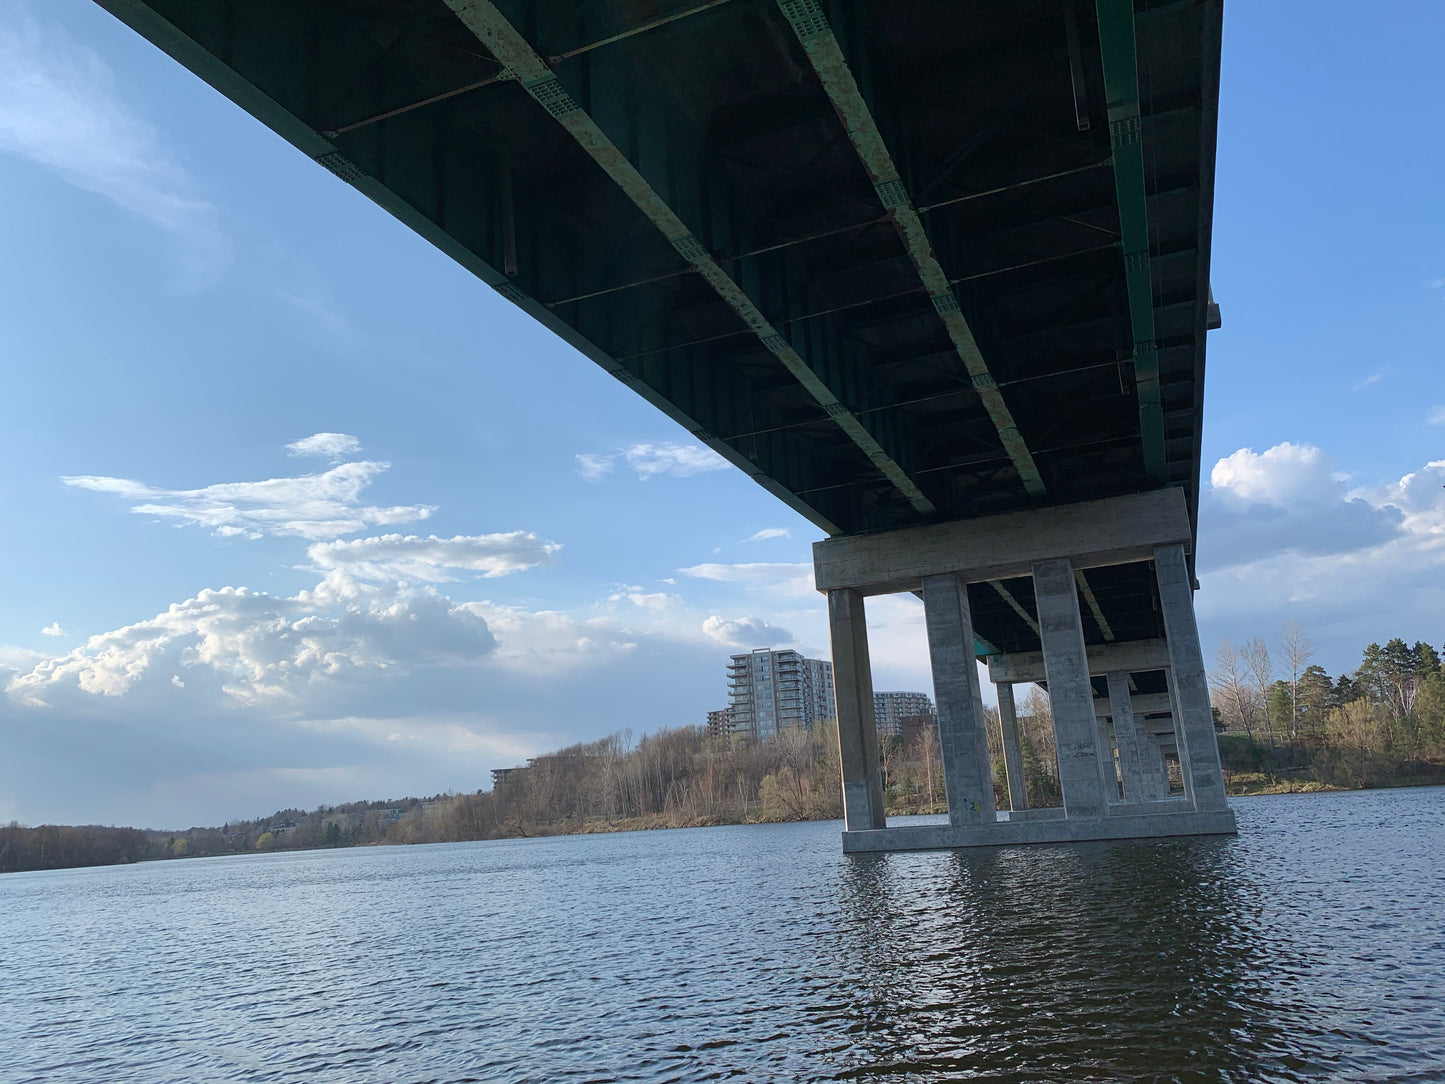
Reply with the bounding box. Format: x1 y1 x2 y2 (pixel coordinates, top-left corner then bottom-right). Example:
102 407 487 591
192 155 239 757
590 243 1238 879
1211 623 1445 791
6 624 1440 874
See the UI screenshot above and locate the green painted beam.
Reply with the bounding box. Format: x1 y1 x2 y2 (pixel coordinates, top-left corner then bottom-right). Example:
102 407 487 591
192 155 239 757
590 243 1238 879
441 0 936 518
776 0 1048 500
1095 0 1167 485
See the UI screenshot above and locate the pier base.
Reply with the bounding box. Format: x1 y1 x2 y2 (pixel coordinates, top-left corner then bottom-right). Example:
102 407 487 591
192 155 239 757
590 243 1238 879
813 490 1237 854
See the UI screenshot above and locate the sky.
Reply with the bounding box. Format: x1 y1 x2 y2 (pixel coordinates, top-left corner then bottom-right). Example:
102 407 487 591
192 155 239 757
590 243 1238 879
1 1 1441 829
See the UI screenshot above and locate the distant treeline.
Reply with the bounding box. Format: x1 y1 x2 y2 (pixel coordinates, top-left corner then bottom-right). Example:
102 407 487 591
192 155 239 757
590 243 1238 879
6 628 1442 875
1210 628 1445 793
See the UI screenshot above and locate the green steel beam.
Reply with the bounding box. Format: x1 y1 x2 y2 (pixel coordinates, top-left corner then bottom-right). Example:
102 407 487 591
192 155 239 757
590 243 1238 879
1095 0 1168 485
1074 568 1116 642
775 0 1048 500
441 0 936 518
989 580 1040 636
92 0 849 538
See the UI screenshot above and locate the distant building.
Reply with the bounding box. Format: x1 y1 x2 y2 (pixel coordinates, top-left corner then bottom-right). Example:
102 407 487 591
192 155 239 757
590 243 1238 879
899 713 939 750
727 648 835 743
874 691 936 737
705 708 731 740
490 767 525 789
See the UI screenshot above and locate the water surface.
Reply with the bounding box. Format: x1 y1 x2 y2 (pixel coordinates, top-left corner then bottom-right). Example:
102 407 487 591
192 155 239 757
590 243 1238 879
5 788 1443 1082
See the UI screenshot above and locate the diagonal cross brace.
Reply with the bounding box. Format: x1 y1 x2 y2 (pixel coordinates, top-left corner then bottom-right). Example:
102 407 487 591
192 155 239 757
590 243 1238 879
442 0 936 516
1096 0 1167 485
775 0 1047 498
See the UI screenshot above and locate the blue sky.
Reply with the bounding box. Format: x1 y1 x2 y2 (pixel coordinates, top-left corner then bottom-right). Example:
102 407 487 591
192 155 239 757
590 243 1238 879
1 2 1441 828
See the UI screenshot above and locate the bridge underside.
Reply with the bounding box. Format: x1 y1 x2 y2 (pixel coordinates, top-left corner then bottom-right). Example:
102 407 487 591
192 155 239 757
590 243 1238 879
96 0 1232 848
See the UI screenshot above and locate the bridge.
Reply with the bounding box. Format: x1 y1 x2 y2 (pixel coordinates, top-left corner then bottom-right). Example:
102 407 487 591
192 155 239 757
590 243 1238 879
95 0 1234 850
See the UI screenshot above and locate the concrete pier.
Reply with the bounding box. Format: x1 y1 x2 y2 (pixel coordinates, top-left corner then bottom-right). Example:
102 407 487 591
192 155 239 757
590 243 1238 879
814 489 1236 852
996 682 1028 811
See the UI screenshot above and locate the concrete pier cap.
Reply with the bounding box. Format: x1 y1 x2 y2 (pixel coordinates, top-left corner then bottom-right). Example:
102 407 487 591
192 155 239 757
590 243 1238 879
814 488 1236 853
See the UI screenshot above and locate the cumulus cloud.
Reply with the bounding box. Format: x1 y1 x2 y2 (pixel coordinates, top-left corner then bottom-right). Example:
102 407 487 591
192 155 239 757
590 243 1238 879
40 623 64 637
306 532 561 583
286 432 362 460
1428 405 1445 426
701 615 794 648
7 582 500 709
63 460 433 540
0 13 226 276
1197 447 1445 663
576 442 729 481
1200 443 1403 569
743 527 792 543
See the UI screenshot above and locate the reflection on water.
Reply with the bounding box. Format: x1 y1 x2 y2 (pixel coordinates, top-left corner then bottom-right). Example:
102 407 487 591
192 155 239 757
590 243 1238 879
3 789 1443 1083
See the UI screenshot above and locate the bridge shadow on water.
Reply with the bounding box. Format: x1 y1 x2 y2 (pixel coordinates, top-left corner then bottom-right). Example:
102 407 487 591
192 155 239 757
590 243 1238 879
823 833 1307 1083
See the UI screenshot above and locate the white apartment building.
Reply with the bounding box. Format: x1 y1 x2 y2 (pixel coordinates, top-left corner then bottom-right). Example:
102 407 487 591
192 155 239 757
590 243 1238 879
873 691 937 738
726 648 835 742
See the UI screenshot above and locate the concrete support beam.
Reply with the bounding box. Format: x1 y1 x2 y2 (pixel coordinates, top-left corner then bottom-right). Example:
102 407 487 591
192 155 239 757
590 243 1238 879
1095 716 1120 802
827 589 885 830
1154 544 1229 811
996 682 1029 811
923 574 996 825
1107 670 1147 802
1095 690 1172 717
1033 557 1109 818
989 638 1170 686
814 488 1191 595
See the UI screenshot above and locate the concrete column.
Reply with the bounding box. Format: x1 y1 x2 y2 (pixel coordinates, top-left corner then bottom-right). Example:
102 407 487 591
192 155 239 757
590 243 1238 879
922 574 996 825
1031 557 1109 818
1154 545 1229 811
1094 714 1119 802
996 682 1028 811
1106 671 1146 802
1141 735 1169 798
827 588 885 830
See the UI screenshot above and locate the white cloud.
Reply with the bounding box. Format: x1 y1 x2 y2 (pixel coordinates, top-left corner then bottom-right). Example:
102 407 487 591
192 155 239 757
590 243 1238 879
678 561 816 598
576 442 729 481
1197 448 1445 668
40 623 64 637
0 13 226 276
286 433 362 460
1351 369 1387 390
743 527 792 543
701 615 794 648
63 460 433 540
574 453 615 482
1209 442 1339 506
306 532 560 583
1201 442 1402 570
1427 405 1445 426
623 442 728 478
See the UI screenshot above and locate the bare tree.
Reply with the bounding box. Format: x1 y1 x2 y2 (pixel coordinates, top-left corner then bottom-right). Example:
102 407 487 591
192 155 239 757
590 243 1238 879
1279 621 1316 740
1211 638 1260 740
1244 637 1276 746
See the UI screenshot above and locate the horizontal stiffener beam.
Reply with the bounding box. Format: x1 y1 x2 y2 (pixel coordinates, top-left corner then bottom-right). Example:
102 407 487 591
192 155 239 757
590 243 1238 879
987 638 1171 685
813 487 1191 595
442 0 936 516
776 0 1046 499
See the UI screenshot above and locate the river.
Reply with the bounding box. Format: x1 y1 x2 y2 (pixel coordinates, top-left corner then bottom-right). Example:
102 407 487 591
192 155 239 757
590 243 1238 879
4 788 1443 1082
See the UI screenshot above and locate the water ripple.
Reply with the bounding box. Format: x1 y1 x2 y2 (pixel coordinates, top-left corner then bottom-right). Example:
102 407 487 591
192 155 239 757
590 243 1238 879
3 789 1444 1082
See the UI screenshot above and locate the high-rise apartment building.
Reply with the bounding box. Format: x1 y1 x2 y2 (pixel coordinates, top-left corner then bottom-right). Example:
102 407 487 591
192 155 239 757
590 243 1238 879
873 691 937 738
705 708 731 741
726 648 835 742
